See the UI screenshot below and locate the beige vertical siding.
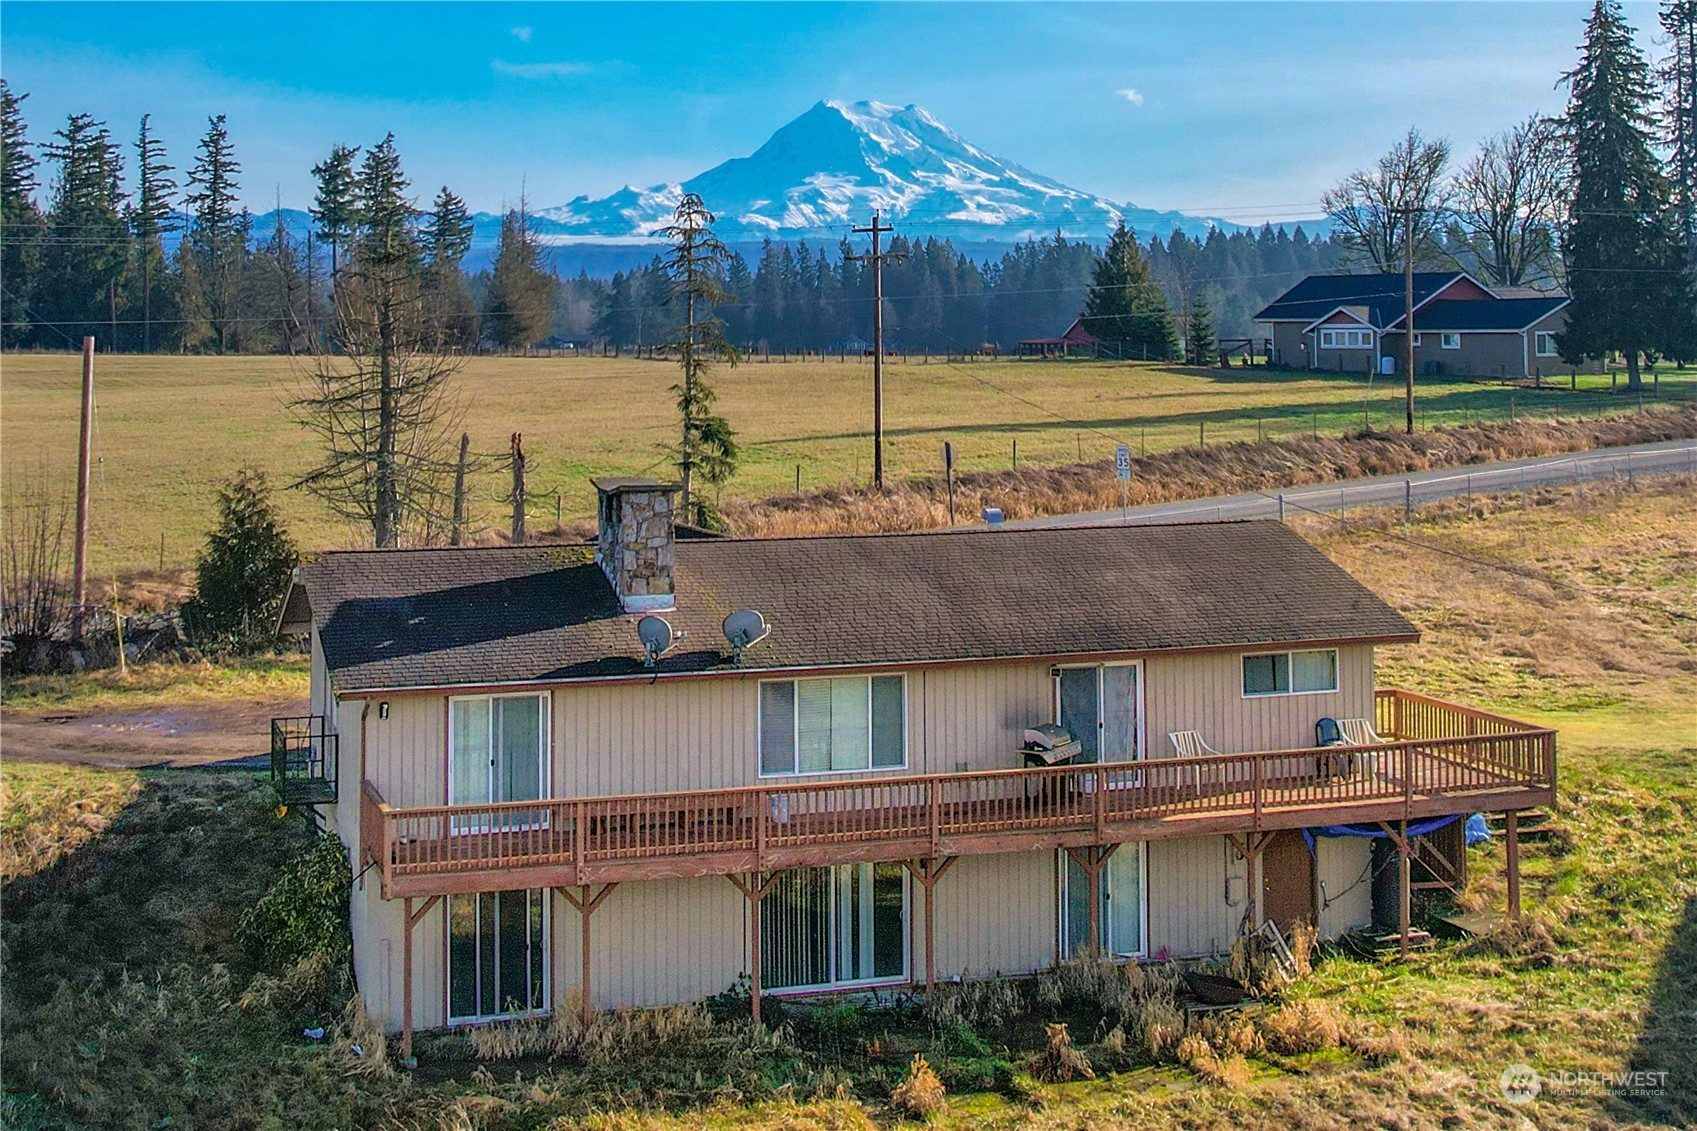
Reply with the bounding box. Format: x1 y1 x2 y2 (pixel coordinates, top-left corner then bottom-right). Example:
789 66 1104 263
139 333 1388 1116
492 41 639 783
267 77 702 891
555 876 747 1010
1316 837 1374 937
932 850 1057 978
362 695 447 808
352 876 446 1032
1146 837 1250 958
915 665 1054 773
1144 645 1374 757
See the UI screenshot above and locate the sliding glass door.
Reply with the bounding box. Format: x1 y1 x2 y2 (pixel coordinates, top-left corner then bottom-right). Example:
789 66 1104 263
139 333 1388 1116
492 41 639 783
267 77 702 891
449 693 548 831
1055 663 1141 763
762 863 908 990
448 888 549 1022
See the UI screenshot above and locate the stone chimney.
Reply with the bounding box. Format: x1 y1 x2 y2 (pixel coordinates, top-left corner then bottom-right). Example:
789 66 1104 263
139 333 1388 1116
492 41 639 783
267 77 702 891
592 478 680 612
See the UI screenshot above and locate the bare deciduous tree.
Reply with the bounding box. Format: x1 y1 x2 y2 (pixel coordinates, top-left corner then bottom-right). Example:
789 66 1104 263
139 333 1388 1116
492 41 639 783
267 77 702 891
1 472 73 670
290 135 463 548
1450 116 1568 288
1321 127 1453 273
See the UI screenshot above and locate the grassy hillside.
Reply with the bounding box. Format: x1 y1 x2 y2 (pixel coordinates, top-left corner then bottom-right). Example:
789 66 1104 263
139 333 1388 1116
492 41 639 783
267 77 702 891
1 477 1691 1129
4 351 1690 577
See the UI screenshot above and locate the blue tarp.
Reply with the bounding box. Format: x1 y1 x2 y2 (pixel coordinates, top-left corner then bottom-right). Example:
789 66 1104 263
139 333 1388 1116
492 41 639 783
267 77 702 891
1465 813 1491 845
1302 813 1464 855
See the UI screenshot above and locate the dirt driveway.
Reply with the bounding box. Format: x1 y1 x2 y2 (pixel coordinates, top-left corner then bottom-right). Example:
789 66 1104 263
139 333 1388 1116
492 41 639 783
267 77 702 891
1 696 307 769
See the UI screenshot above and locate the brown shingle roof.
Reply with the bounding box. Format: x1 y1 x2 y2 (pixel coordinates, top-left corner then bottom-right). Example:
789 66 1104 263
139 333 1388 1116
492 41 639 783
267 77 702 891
299 522 1417 694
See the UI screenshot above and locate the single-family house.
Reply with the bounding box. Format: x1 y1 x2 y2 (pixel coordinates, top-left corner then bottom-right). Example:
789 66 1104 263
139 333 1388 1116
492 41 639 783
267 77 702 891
1255 272 1604 379
277 478 1555 1056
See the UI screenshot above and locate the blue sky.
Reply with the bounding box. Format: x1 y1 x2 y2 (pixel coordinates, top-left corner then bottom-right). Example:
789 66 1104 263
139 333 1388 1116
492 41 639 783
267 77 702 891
0 2 1662 223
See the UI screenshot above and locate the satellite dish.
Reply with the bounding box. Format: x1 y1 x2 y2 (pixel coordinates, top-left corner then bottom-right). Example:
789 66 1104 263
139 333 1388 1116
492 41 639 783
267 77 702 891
636 615 675 668
721 608 770 662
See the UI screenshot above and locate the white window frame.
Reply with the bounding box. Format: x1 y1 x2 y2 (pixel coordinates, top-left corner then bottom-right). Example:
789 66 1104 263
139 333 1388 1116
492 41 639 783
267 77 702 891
1412 333 1423 347
1058 842 1148 961
1241 649 1340 698
1535 331 1558 357
757 673 909 778
446 888 552 1025
1440 332 1462 350
762 863 911 994
1319 327 1373 350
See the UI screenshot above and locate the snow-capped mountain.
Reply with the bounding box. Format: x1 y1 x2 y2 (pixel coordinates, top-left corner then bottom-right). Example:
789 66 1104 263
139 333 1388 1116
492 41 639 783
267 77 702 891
529 100 1227 242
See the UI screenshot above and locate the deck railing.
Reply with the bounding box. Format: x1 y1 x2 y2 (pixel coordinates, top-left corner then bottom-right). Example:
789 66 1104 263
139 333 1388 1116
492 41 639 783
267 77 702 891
271 715 337 804
363 689 1555 895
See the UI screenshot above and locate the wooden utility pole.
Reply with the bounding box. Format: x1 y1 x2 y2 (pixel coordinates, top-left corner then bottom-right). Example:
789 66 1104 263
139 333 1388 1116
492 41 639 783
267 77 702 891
450 432 470 546
72 337 95 639
848 212 901 489
1393 205 1421 435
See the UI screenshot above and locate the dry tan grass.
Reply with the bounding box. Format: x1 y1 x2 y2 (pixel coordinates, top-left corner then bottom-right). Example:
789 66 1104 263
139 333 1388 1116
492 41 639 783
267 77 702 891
889 1054 948 1119
724 407 1697 536
1257 1000 1344 1056
1029 1023 1094 1084
0 761 140 881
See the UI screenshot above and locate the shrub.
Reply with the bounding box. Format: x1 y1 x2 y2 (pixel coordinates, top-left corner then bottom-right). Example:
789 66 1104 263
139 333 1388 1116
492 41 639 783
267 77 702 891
924 974 1025 1033
234 831 350 972
179 468 298 653
1175 1031 1252 1088
890 1054 948 1119
1029 1022 1095 1083
1259 999 1343 1055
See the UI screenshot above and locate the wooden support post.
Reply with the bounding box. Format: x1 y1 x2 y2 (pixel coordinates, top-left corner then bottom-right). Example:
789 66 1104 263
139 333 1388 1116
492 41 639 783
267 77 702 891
727 871 784 1024
1063 845 1119 960
556 884 618 1024
904 856 958 993
1226 831 1274 934
1398 820 1412 958
400 894 442 1065
1505 810 1522 923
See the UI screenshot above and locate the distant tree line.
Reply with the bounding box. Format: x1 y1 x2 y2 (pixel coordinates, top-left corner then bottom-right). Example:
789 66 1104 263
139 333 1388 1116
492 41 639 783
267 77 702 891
0 88 558 354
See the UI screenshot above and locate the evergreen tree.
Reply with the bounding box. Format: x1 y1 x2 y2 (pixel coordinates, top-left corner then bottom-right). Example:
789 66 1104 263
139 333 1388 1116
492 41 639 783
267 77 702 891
183 115 249 352
1663 0 1697 268
422 185 477 348
482 198 556 348
660 192 739 527
1 80 44 346
128 114 179 352
179 468 299 652
310 144 360 282
1562 0 1697 386
1079 222 1176 359
39 112 129 346
1185 288 1216 366
243 203 310 354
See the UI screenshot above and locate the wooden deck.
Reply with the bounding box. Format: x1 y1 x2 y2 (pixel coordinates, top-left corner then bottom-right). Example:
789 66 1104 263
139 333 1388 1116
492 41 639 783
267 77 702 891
361 689 1556 899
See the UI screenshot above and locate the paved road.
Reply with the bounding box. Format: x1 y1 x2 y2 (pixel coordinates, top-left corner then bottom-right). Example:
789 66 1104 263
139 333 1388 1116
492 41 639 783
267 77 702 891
1010 437 1697 529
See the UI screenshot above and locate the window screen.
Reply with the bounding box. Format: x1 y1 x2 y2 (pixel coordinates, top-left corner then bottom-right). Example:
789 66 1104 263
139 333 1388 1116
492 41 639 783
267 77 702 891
1291 650 1338 692
759 682 797 775
1242 653 1290 695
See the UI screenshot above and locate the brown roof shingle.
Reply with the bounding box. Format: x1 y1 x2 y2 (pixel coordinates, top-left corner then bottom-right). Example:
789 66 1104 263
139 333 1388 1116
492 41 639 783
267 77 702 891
300 521 1417 693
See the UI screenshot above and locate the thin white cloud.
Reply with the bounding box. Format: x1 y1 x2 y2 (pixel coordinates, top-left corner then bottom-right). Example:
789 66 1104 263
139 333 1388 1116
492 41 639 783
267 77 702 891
491 59 589 80
511 26 532 42
1115 87 1145 107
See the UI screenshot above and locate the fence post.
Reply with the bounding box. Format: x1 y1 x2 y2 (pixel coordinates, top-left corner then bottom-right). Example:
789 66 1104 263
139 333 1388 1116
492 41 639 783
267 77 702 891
1404 479 1412 530
1278 494 1285 523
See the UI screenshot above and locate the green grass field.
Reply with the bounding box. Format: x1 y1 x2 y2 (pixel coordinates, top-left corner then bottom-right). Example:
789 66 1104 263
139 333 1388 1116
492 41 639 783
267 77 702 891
4 351 1692 577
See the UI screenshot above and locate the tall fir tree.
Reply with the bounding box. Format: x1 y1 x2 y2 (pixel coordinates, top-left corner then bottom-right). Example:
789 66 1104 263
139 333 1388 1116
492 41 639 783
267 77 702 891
1079 222 1177 360
183 114 249 352
39 112 129 346
310 144 360 286
660 193 739 526
0 80 44 345
1562 0 1697 385
1662 0 1697 268
422 185 477 348
482 197 556 348
128 113 179 352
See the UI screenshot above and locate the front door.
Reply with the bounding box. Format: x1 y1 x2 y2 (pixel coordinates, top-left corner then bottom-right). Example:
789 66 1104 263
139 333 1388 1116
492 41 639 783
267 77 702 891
1261 830 1316 932
1055 663 1141 763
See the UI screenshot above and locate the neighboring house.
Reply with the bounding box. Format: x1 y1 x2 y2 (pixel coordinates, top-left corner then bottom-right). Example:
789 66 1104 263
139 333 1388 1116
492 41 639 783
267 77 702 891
276 478 1555 1055
1019 318 1098 357
1255 272 1604 379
